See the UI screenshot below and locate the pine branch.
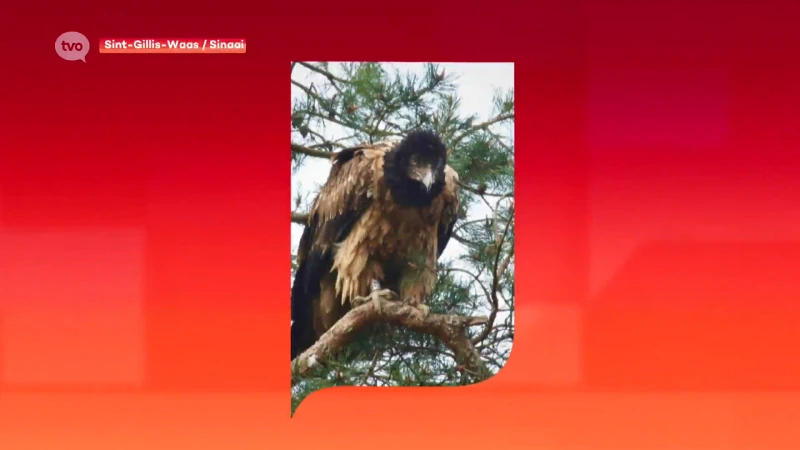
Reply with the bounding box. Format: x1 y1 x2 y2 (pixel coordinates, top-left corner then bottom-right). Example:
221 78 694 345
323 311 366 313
291 291 491 381
292 80 398 137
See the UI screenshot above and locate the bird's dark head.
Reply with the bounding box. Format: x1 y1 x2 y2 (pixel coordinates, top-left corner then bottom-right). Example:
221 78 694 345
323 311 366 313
383 129 449 207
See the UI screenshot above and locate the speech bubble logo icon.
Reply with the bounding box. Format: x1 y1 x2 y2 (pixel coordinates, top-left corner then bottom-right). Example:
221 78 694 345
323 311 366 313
55 31 90 62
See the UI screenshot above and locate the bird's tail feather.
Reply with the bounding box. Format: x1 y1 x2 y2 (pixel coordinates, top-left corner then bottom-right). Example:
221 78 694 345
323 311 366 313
291 256 318 361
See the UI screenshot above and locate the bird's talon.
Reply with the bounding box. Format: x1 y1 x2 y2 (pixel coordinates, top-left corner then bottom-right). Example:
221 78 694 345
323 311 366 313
371 290 382 314
375 289 398 302
417 304 430 317
402 297 429 316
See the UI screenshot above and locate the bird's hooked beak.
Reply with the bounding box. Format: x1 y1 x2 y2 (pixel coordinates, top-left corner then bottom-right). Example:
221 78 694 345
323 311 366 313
420 169 433 192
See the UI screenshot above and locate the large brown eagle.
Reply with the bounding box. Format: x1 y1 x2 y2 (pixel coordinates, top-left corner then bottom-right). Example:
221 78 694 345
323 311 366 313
291 129 461 360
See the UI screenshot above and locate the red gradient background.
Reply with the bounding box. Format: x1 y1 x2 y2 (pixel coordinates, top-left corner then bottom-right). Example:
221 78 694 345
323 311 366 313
2 1 800 448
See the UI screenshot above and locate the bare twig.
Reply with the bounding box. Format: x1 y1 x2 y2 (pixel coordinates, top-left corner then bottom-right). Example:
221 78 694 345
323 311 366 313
452 217 494 236
305 134 356 150
291 292 491 381
292 143 336 159
485 127 513 153
457 180 509 198
292 81 385 136
292 126 345 150
451 233 478 247
298 62 352 85
471 207 514 345
360 351 382 385
451 113 514 148
291 212 308 225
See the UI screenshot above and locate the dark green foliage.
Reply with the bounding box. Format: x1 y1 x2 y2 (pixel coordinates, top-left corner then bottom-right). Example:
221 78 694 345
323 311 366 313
291 62 514 414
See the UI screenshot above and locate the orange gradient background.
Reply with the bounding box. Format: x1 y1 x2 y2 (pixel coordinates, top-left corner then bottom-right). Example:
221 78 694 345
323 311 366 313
2 1 800 449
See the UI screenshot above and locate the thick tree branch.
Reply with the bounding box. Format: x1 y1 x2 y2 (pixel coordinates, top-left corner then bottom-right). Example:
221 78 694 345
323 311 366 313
291 293 491 381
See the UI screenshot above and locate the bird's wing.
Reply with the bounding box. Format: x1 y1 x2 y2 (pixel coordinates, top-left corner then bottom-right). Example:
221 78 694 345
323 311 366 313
436 165 461 258
301 145 379 262
291 145 379 359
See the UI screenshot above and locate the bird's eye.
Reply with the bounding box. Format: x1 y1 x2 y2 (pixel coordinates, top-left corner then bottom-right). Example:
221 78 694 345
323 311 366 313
410 156 417 165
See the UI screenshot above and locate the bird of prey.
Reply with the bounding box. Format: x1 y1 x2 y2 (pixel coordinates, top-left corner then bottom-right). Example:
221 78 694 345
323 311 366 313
291 129 460 360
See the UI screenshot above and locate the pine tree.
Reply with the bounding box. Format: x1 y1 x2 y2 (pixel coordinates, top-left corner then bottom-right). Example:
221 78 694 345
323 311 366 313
291 62 514 413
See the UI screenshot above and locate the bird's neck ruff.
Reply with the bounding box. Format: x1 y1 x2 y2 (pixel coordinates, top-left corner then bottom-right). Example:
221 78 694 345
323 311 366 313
383 150 446 209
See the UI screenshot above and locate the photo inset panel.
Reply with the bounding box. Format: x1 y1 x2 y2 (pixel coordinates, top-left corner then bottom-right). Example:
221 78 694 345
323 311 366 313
291 62 514 412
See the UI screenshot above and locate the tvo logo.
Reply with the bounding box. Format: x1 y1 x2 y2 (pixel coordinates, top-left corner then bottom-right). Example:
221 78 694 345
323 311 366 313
56 31 89 62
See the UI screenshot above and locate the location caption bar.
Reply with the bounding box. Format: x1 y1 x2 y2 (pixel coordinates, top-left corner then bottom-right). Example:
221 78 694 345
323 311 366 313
98 38 246 54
